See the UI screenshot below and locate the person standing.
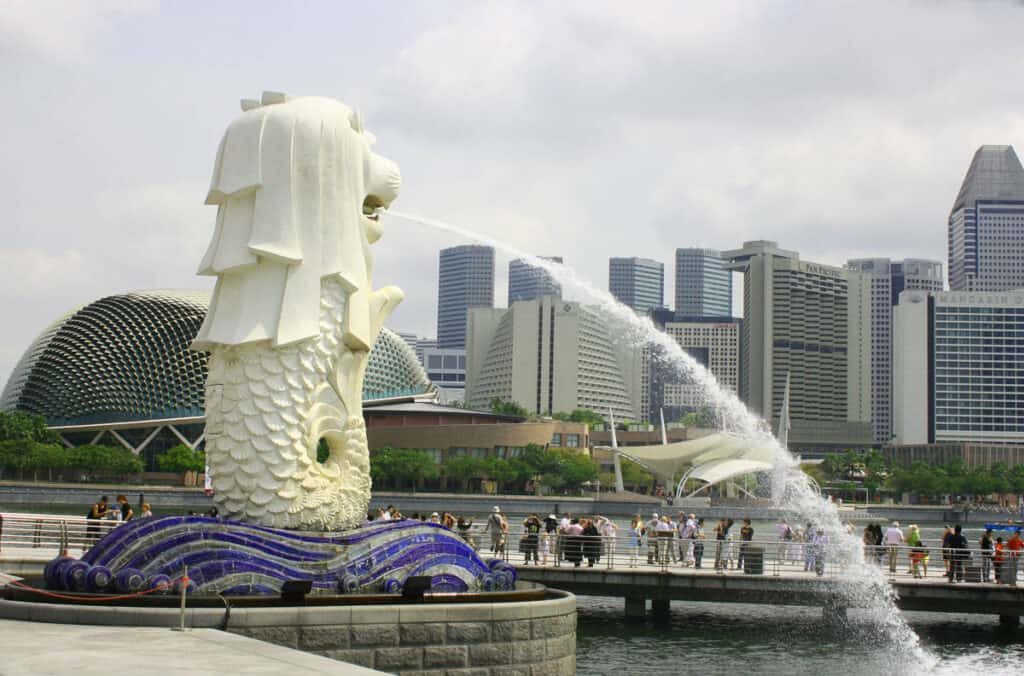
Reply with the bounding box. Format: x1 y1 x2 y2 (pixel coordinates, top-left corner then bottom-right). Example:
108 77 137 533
646 513 661 564
980 529 995 583
947 524 968 583
1007 529 1023 583
655 515 673 565
679 514 695 566
522 514 542 565
883 521 904 574
116 495 133 522
776 519 792 567
597 516 618 563
629 515 643 568
487 506 505 555
582 518 601 567
85 496 109 549
714 518 733 573
737 519 754 571
693 518 706 568
563 518 584 567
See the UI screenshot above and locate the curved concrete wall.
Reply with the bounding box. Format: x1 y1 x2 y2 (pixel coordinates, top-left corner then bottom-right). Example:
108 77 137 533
0 590 576 676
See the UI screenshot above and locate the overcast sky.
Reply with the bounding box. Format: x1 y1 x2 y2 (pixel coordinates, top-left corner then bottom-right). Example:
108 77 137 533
2 1 1024 391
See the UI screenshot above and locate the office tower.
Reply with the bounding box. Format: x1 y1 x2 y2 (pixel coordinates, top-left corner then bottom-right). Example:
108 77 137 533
465 298 638 420
437 245 494 349
508 257 562 305
846 258 944 444
948 145 1024 292
675 248 733 317
609 257 664 314
893 289 1024 445
724 241 872 450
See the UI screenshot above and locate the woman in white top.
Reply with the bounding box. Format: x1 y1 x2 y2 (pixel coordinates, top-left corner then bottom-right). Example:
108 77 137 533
629 515 643 568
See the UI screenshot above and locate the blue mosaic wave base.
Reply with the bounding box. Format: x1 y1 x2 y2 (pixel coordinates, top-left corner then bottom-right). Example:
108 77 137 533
43 517 516 596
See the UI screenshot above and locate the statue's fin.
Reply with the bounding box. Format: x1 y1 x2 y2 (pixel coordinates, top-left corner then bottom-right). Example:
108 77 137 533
240 99 260 112
261 91 288 105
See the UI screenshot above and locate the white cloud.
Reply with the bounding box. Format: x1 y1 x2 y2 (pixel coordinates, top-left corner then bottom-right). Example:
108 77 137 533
0 0 154 62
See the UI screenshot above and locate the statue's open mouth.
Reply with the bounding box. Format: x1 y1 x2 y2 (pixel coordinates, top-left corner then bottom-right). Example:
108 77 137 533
362 197 385 242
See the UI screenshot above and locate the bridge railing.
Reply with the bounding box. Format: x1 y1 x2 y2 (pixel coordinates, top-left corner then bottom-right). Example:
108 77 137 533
0 512 123 557
477 529 1021 585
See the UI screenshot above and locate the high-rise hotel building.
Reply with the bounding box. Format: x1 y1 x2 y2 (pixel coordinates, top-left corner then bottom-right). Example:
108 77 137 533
465 297 638 420
436 245 494 349
724 241 872 450
846 258 944 444
948 145 1024 292
893 289 1024 445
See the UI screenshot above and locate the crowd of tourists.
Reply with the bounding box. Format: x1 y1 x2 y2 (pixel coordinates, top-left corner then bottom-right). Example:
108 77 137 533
862 520 1023 583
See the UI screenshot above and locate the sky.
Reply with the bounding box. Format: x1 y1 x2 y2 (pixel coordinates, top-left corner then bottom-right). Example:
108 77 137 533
2 1 1024 391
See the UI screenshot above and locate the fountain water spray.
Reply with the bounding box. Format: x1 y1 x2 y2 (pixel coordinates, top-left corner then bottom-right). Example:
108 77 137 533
389 208 934 665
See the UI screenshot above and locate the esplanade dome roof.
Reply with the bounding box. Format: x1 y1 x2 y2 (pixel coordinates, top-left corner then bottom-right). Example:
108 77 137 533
1 289 432 426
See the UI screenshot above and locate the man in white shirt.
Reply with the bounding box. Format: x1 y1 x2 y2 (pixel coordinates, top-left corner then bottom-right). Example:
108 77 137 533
884 521 904 573
678 513 695 565
646 513 661 564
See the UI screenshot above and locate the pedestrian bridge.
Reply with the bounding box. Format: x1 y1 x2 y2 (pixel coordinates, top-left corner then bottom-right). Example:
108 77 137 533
487 534 1024 626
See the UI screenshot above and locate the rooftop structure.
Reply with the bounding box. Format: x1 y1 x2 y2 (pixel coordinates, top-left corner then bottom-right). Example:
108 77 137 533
948 145 1024 292
437 245 494 349
609 257 664 314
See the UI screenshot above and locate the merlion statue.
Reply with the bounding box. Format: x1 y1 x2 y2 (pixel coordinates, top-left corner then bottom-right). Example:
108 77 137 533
191 92 402 530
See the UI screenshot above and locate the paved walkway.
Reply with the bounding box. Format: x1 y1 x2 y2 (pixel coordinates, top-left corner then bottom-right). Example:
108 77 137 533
0 619 382 675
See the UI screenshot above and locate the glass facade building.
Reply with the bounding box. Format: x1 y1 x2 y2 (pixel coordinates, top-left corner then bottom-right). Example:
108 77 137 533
437 245 494 349
948 145 1024 292
675 248 732 318
608 257 664 314
508 257 562 305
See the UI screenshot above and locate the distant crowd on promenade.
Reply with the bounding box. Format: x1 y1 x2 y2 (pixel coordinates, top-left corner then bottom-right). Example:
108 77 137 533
863 520 1023 584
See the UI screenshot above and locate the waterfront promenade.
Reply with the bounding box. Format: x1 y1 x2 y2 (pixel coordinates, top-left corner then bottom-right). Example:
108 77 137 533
0 618 382 675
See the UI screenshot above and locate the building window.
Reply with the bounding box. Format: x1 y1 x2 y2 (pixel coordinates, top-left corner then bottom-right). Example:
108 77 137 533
449 447 467 458
551 433 562 446
508 447 524 457
565 434 580 448
472 447 489 458
424 448 442 463
428 355 443 368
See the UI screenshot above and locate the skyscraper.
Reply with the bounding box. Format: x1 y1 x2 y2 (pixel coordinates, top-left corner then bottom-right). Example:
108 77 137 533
846 258 944 444
437 245 494 349
948 145 1024 292
608 257 664 314
508 257 562 305
675 248 733 317
724 241 872 450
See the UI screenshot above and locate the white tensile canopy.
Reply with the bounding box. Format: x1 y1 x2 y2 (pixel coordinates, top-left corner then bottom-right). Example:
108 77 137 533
613 432 778 497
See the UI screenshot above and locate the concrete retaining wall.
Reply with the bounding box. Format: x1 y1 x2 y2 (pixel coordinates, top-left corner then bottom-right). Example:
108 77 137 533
0 591 576 676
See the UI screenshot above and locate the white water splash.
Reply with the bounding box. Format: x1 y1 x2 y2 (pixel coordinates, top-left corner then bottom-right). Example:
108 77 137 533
389 208 934 668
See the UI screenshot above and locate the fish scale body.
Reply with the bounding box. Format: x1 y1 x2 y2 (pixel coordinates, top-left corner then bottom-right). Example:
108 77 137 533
203 277 372 530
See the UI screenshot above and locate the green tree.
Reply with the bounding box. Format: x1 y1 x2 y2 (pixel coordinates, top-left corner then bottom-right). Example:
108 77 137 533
551 409 605 426
483 457 517 493
0 439 29 479
371 448 438 492
156 444 206 473
0 411 58 444
66 445 143 481
444 456 485 491
621 458 654 493
21 442 67 481
543 448 599 492
490 398 529 417
678 409 714 428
